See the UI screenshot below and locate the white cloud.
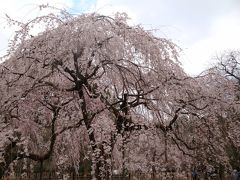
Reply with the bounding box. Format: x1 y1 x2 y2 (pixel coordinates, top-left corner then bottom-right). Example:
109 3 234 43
0 0 74 57
89 0 137 22
182 10 240 75
0 0 73 20
89 0 240 75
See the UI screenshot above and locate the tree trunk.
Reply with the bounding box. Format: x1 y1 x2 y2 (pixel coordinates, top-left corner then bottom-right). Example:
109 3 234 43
121 137 129 180
151 150 156 180
94 161 102 180
0 141 18 179
39 160 43 180
164 132 168 163
92 146 112 180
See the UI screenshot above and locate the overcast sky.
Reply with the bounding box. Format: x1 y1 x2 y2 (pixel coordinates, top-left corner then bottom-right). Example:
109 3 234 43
0 0 240 75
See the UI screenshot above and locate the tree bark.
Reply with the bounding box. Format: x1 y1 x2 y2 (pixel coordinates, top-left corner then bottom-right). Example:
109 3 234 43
0 141 18 179
151 150 156 180
39 160 43 180
164 132 168 163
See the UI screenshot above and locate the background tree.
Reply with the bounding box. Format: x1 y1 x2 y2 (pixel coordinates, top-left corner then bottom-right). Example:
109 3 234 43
214 51 240 171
